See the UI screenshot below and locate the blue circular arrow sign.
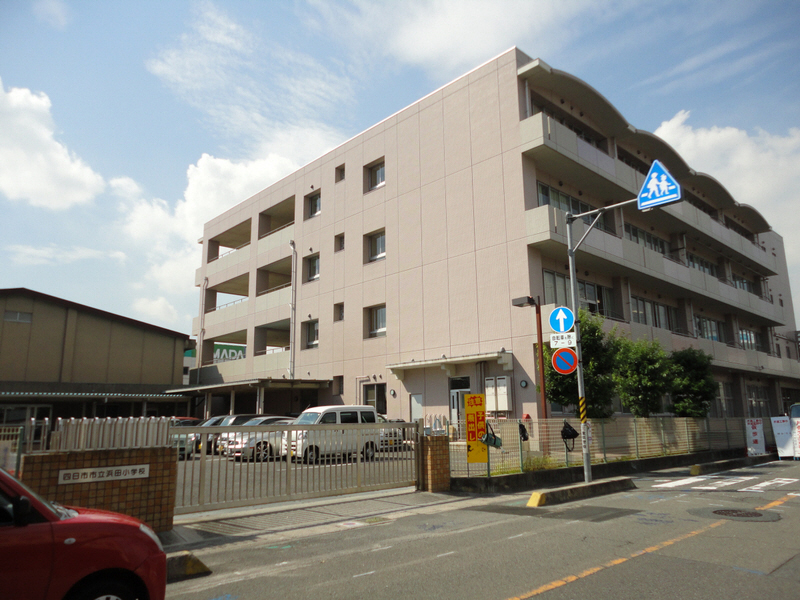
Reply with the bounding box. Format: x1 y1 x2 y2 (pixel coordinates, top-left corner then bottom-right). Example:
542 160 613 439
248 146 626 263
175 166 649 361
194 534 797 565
549 306 575 333
552 347 578 375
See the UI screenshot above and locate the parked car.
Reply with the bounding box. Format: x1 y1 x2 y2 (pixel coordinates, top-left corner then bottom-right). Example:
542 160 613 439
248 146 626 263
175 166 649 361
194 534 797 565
0 467 166 600
184 415 225 457
281 405 379 463
214 414 276 453
225 417 294 461
378 414 406 450
169 417 202 459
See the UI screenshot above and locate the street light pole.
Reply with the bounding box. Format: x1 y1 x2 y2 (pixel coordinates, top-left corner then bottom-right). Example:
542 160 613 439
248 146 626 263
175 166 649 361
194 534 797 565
565 215 592 483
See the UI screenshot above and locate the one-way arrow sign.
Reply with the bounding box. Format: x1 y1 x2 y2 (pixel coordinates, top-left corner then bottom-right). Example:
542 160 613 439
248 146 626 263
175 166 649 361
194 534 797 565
549 306 575 333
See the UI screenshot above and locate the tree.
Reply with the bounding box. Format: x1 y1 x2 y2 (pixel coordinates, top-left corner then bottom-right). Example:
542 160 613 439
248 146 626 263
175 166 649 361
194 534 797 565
614 337 675 417
544 310 618 418
670 347 715 417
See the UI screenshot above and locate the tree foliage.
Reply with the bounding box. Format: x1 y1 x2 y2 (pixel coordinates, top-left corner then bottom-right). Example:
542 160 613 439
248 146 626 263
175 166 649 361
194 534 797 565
670 347 715 417
613 337 676 418
544 310 618 418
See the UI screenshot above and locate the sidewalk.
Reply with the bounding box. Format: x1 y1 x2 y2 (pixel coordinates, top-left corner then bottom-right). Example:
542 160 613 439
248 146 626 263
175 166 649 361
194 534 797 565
159 486 468 553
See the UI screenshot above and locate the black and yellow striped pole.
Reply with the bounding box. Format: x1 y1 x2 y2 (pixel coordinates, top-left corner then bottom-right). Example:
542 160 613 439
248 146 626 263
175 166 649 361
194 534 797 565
578 397 587 424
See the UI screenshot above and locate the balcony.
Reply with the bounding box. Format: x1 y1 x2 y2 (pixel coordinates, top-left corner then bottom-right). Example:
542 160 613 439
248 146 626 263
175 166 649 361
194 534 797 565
257 221 294 258
526 204 784 326
520 112 778 277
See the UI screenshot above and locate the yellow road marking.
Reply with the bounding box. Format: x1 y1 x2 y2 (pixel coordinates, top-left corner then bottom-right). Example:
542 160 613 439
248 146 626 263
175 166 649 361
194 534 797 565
506 520 726 600
756 495 793 511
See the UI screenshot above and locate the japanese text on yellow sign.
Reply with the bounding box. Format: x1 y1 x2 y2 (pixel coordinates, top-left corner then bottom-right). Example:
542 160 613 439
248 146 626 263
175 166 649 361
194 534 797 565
465 393 487 463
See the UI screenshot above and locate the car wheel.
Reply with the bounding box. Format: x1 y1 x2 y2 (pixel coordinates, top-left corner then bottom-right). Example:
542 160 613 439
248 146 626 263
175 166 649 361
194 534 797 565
303 446 319 464
363 442 376 461
67 578 139 600
255 442 272 462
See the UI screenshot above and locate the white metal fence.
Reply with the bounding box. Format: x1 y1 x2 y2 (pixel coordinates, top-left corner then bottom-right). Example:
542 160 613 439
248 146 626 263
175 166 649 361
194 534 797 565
448 417 768 477
171 421 419 514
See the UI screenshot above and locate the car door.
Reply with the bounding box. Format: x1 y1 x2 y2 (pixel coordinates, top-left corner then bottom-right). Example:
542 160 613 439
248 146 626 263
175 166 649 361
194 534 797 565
0 487 54 600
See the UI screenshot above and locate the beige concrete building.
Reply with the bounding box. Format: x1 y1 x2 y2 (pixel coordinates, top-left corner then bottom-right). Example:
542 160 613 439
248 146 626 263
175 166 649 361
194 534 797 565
0 288 191 424
187 48 800 422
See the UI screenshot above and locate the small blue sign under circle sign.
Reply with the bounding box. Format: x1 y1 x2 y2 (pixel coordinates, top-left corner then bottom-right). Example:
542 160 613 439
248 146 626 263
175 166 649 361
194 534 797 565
549 306 575 333
638 159 682 210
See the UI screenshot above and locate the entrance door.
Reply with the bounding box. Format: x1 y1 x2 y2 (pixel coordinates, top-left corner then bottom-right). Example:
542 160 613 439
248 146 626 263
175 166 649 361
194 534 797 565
450 390 467 424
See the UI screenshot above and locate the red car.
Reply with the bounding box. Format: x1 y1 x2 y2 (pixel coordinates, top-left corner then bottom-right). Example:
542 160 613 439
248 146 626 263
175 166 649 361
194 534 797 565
0 468 166 600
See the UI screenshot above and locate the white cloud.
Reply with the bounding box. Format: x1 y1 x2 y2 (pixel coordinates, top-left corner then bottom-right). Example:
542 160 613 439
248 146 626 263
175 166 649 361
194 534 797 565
132 296 179 325
655 111 800 320
310 0 603 80
146 1 352 156
33 0 71 30
7 244 125 266
0 78 105 209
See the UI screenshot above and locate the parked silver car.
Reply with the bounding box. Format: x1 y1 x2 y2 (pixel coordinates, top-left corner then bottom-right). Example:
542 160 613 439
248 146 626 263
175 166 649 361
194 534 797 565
225 417 293 461
378 414 406 450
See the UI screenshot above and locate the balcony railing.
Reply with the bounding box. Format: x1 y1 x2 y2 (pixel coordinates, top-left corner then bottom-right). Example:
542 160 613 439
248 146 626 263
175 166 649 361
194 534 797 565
205 296 247 314
258 220 294 240
208 240 251 263
256 281 292 297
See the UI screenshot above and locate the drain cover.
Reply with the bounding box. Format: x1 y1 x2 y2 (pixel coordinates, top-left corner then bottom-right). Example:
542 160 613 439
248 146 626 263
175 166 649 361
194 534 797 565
713 509 763 518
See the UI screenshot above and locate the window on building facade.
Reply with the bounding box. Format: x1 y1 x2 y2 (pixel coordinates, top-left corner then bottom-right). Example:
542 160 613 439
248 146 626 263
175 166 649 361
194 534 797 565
306 192 321 218
334 302 344 322
333 375 344 395
631 296 679 332
367 305 386 338
746 385 770 418
306 254 320 282
335 233 345 252
544 270 618 318
537 183 610 231
304 320 319 348
367 230 385 262
364 383 386 414
739 328 765 352
695 315 727 343
368 162 385 190
711 382 735 418
687 253 719 278
625 223 669 255
335 164 345 182
3 311 32 323
731 273 756 294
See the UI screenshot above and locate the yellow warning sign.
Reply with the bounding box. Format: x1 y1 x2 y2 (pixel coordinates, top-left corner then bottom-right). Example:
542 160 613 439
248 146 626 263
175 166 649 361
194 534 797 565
465 393 487 463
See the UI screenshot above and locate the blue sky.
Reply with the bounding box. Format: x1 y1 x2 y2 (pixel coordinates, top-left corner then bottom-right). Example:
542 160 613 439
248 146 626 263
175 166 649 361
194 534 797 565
2 0 799 334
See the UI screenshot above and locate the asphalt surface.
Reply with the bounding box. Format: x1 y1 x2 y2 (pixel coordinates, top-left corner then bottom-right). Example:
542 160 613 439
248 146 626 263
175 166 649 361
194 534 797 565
162 459 800 600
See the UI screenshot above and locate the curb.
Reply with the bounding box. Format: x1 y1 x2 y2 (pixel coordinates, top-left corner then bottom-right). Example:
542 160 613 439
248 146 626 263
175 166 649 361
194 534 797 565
689 453 778 476
526 476 636 507
166 550 212 583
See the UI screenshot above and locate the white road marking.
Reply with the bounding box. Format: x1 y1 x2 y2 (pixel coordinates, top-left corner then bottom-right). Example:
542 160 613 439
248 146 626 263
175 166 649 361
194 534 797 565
508 533 525 539
739 478 798 493
652 476 757 490
437 551 456 558
353 571 375 578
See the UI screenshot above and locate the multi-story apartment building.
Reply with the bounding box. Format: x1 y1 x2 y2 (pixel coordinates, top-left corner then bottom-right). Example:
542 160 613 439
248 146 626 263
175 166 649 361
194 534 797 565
186 48 800 423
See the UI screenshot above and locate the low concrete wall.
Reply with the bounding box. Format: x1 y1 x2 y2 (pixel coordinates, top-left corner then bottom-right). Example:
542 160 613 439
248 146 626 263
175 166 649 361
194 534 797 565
451 448 760 494
20 447 177 532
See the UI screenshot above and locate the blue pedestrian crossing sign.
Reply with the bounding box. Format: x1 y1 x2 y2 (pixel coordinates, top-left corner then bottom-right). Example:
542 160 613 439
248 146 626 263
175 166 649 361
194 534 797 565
549 306 575 333
637 159 682 210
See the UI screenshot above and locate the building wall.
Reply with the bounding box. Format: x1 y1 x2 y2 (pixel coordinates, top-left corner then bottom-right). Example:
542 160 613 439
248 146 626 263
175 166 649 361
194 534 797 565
193 47 800 421
0 292 185 386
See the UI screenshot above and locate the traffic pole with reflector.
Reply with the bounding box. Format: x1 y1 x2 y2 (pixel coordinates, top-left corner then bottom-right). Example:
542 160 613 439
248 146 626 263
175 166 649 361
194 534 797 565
578 397 587 423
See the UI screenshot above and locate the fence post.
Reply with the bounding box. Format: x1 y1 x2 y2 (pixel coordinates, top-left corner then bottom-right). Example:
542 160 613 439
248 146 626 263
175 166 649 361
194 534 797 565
518 420 524 474
724 417 730 449
14 426 24 476
601 420 607 463
684 418 691 453
660 417 667 456
634 419 640 459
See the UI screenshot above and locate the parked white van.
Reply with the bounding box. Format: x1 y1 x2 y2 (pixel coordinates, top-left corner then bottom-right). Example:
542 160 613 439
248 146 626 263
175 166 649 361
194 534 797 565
281 405 379 463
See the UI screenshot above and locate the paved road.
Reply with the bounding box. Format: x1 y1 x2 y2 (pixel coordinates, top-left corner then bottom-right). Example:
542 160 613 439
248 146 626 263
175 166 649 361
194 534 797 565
166 460 800 600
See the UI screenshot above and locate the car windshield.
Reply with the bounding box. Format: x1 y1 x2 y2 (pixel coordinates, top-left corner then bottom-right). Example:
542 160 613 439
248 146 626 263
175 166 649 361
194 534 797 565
1 468 73 521
294 412 321 425
242 418 266 426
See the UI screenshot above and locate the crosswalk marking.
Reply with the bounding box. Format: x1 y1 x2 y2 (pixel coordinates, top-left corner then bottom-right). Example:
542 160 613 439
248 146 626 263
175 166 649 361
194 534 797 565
652 476 798 493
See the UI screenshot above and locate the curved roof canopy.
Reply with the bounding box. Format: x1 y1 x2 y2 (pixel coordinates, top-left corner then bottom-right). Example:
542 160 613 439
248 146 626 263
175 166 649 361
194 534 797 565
517 57 770 234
